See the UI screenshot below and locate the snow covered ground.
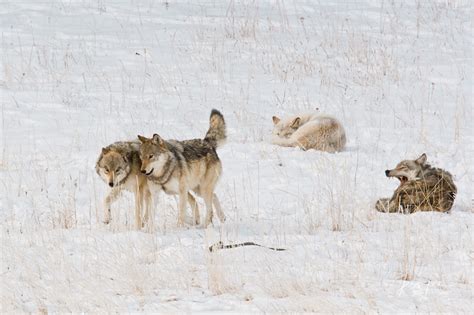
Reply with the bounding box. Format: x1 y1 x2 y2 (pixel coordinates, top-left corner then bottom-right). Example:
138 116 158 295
1 0 472 312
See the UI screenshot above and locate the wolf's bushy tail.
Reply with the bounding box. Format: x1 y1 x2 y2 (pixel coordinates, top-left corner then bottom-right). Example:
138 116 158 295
204 109 226 148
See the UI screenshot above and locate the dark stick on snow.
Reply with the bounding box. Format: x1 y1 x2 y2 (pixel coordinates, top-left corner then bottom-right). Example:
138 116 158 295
209 241 286 252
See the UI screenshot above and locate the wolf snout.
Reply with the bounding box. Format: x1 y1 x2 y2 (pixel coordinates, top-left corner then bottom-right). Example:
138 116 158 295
140 169 146 174
385 170 390 177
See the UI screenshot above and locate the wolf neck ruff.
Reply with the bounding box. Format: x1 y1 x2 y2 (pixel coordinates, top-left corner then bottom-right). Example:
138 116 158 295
147 156 177 188
115 152 138 186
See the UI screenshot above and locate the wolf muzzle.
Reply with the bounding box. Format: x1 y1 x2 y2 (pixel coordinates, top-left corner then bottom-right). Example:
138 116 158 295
141 168 154 176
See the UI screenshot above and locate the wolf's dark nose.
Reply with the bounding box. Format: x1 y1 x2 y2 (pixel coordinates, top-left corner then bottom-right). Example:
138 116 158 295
141 170 146 174
109 182 114 187
385 170 390 177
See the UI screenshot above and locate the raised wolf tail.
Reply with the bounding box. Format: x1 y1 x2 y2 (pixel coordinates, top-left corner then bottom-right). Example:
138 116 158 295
204 109 226 148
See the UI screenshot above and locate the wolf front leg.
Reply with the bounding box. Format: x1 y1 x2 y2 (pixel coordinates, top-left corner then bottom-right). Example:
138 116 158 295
142 187 153 229
271 135 295 148
134 184 145 230
104 187 121 224
146 183 163 231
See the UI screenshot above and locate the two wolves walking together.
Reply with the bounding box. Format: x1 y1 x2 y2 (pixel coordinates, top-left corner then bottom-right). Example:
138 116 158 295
96 109 227 229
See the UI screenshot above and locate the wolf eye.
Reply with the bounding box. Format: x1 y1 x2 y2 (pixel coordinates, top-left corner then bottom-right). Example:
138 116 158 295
116 168 122 173
104 167 109 173
148 154 154 159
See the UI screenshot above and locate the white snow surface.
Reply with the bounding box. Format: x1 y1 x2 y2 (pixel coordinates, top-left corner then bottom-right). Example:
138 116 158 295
1 0 473 313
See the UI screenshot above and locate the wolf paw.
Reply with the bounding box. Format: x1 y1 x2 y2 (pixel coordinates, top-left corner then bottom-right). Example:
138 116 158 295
103 208 112 224
203 217 213 228
183 215 200 226
219 214 226 223
177 217 185 227
375 198 390 212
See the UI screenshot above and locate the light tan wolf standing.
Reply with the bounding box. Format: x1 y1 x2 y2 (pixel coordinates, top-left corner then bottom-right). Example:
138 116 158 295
271 112 346 152
95 141 152 229
375 153 457 213
138 109 227 227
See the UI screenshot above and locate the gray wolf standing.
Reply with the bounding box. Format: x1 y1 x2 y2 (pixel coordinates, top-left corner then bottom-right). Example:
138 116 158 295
138 109 227 227
271 112 346 152
95 141 151 229
375 153 457 213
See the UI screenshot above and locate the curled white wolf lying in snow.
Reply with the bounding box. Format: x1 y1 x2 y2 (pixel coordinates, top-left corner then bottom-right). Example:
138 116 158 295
271 113 346 152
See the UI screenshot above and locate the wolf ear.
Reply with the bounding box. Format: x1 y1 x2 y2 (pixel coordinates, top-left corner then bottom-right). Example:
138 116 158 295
290 117 301 128
152 134 165 146
102 147 110 155
137 135 148 143
272 116 281 125
415 153 427 165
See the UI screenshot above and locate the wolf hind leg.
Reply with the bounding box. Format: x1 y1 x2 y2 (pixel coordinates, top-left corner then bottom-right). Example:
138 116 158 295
202 191 214 227
295 136 310 150
177 185 189 227
186 192 200 225
197 182 215 227
213 193 226 223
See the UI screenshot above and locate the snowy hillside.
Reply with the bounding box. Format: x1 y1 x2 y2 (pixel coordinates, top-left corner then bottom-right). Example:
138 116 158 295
1 0 472 312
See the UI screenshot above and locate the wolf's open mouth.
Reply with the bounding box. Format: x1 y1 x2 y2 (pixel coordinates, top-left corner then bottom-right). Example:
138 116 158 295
397 176 408 185
145 168 154 176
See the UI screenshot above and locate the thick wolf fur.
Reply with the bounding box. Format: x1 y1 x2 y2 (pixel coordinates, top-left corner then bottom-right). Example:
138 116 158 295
95 141 152 229
138 109 226 227
375 153 457 213
271 113 346 152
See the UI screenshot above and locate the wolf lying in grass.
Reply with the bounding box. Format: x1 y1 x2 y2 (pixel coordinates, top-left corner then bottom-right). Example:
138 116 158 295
376 153 457 213
271 112 346 152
